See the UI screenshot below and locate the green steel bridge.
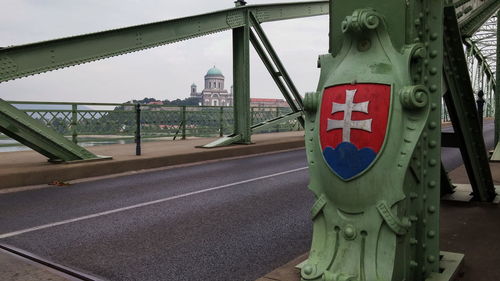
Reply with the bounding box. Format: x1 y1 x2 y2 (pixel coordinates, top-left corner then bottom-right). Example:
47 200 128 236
0 1 499 280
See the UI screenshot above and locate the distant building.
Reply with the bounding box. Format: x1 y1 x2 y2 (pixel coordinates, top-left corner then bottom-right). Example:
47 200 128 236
147 101 163 105
190 66 233 106
250 98 289 108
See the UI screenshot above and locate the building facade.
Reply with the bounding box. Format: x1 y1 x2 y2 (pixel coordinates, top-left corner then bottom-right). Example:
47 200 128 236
190 67 233 106
250 98 289 108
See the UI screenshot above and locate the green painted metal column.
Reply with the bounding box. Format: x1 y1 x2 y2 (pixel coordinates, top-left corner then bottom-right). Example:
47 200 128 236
300 0 452 280
496 10 500 145
232 3 251 144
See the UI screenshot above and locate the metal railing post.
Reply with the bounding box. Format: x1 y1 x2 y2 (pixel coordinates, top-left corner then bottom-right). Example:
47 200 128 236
71 104 78 144
219 106 224 137
181 106 186 140
496 9 500 145
276 107 280 132
135 103 141 156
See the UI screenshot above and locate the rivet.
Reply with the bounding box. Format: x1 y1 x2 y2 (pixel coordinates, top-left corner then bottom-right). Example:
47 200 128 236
344 225 357 240
430 33 438 40
431 103 437 110
430 85 437 92
430 50 438 58
428 255 436 263
303 265 314 275
410 192 418 199
428 180 437 188
428 122 437 129
430 67 437 75
410 261 419 267
429 140 437 148
427 230 436 238
428 206 436 213
428 159 437 166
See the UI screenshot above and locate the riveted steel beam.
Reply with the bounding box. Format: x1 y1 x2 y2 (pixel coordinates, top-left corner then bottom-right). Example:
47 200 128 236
0 99 106 162
496 10 500 145
248 12 304 127
0 1 328 84
232 10 252 145
455 0 500 37
464 39 496 82
443 6 496 202
251 111 302 132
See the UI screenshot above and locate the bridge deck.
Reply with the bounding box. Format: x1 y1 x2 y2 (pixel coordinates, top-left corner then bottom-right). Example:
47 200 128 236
0 131 305 190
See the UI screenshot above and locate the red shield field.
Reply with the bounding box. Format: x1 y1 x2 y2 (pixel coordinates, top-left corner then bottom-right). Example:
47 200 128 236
319 84 391 180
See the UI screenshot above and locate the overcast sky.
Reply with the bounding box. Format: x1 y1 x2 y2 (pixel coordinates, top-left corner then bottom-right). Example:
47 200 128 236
0 0 329 103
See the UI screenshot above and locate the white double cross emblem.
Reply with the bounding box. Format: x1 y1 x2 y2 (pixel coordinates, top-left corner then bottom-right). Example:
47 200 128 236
327 89 372 142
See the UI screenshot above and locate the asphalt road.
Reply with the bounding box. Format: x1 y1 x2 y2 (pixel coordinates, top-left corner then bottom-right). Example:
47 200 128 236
442 119 495 171
0 120 495 281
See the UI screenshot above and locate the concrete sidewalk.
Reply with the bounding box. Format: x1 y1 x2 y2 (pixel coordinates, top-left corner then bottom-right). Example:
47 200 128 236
0 248 72 281
0 131 305 190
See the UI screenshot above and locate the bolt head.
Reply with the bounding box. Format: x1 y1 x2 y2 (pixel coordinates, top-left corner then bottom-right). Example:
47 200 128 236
343 225 357 240
303 265 314 275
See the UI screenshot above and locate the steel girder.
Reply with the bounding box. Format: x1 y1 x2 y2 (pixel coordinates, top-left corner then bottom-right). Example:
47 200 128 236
0 99 106 162
443 6 496 202
0 2 329 155
0 1 328 84
455 0 500 37
497 11 500 145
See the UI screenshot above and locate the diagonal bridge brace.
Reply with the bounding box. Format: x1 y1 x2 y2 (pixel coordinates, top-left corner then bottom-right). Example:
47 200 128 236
0 1 328 151
0 99 109 162
441 5 496 202
202 10 307 148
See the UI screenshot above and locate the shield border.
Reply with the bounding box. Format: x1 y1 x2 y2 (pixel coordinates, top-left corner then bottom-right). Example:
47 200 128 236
318 83 394 181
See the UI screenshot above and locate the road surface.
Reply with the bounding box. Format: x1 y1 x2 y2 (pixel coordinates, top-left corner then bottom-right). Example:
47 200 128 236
0 120 494 280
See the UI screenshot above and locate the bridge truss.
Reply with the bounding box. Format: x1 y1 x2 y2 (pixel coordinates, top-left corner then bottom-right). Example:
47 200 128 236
0 0 498 202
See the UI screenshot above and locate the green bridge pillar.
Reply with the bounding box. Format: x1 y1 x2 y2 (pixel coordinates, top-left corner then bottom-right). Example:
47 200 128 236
300 1 459 280
495 10 500 145
232 4 252 144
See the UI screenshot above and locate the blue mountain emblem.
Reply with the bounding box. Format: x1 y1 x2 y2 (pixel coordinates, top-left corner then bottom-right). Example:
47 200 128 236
323 142 376 180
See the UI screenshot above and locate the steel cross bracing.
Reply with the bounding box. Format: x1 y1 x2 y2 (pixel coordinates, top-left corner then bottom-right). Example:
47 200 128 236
461 15 498 119
440 2 499 202
0 1 328 84
300 1 499 281
0 1 329 159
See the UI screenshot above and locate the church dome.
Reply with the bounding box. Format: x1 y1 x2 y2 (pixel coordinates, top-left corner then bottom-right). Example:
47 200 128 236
206 66 223 77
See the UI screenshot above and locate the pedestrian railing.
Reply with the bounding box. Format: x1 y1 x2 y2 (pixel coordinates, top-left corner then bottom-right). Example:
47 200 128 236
0 101 302 152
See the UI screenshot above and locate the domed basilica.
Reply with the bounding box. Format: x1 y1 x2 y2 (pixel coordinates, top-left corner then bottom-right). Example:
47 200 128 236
190 66 233 106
